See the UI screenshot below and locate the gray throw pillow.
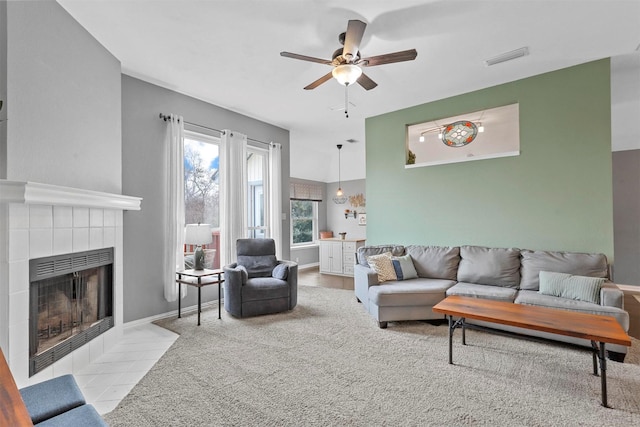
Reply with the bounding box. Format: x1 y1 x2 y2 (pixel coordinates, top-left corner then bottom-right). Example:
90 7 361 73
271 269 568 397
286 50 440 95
538 271 604 304
272 263 288 280
391 255 418 280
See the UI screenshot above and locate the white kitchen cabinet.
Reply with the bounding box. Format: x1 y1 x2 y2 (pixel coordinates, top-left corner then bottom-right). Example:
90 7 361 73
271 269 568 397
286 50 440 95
319 238 365 276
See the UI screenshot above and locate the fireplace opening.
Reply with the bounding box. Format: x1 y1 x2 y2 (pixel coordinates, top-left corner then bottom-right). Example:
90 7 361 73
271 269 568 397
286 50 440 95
29 248 114 376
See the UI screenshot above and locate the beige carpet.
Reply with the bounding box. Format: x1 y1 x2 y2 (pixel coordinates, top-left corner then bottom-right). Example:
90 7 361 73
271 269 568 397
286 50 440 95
105 285 640 426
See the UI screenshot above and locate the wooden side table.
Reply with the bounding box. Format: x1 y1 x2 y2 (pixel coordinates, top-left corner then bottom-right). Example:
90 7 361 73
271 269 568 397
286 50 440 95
176 268 224 325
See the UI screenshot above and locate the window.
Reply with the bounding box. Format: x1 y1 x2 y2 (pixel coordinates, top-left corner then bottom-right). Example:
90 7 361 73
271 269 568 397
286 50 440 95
247 147 268 238
183 131 220 227
291 200 317 246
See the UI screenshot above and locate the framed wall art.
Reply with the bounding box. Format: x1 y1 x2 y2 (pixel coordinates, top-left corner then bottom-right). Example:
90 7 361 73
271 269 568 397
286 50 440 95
405 103 520 168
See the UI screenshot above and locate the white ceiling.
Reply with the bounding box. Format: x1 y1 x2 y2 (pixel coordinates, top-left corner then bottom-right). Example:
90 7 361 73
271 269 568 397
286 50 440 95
57 0 640 183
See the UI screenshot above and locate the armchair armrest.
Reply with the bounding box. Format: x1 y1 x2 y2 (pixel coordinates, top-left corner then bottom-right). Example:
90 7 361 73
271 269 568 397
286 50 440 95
277 260 298 309
223 263 248 285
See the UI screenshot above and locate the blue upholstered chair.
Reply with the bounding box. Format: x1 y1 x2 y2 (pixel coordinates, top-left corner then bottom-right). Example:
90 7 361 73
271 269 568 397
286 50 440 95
19 374 107 426
223 239 297 317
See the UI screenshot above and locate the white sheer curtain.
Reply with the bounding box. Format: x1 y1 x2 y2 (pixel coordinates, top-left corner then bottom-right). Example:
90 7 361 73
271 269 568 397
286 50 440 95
220 130 247 265
163 114 186 302
268 142 283 258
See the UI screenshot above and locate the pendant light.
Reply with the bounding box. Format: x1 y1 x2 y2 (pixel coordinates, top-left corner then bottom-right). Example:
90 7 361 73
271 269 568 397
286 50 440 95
333 144 348 204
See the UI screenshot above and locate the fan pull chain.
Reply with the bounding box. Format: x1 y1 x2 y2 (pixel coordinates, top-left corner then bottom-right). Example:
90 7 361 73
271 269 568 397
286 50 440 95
344 84 349 118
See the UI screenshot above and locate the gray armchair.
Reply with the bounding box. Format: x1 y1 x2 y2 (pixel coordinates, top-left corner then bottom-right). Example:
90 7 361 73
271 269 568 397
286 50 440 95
223 238 297 317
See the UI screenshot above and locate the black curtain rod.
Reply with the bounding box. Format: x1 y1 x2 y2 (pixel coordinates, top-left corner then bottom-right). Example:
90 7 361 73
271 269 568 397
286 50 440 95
158 113 270 146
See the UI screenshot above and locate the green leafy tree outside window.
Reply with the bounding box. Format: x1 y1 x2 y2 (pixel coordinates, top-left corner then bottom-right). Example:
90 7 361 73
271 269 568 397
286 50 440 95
291 200 314 244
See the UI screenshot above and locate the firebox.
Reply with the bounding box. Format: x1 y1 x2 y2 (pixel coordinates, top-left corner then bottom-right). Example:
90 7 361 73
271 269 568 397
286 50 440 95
29 248 114 376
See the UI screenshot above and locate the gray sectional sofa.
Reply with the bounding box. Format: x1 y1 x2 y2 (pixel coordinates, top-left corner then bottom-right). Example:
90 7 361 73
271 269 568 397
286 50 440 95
354 245 630 360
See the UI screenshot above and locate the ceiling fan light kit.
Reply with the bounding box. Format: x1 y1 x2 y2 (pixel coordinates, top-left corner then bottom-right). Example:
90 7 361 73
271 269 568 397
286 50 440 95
332 64 362 86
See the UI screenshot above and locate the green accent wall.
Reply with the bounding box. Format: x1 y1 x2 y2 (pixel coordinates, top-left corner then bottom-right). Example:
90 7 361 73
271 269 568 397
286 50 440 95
365 59 614 259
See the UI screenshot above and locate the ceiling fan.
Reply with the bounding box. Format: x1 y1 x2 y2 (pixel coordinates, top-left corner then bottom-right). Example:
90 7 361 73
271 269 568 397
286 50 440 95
280 19 418 92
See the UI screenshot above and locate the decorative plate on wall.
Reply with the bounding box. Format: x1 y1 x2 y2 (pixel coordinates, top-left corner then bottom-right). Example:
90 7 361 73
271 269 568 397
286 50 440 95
442 121 478 147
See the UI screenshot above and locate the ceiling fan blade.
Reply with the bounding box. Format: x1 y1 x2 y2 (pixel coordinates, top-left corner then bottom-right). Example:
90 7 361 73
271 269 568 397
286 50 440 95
361 49 418 67
304 72 334 90
280 51 332 65
343 20 367 62
357 73 378 91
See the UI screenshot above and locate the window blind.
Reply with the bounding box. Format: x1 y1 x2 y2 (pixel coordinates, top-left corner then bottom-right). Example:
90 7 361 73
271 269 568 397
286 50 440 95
290 182 323 201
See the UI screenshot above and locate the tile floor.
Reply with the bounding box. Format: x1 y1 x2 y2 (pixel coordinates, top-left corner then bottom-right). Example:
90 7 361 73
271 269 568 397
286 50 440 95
77 266 348 415
74 323 178 415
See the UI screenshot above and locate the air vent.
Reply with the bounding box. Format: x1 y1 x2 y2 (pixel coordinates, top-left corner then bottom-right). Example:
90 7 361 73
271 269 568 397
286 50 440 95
484 47 529 66
30 248 114 281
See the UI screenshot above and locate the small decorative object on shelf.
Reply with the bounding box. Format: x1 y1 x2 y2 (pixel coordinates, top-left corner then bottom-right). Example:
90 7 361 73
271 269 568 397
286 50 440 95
349 193 366 208
344 209 357 219
339 232 347 240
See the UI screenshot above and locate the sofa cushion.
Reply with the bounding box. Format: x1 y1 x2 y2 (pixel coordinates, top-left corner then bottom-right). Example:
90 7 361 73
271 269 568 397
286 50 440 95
369 279 455 307
391 255 418 280
457 246 521 288
357 245 405 266
446 282 518 302
515 290 629 330
538 271 604 304
405 245 460 280
367 252 397 282
20 374 86 424
35 404 107 427
520 250 608 291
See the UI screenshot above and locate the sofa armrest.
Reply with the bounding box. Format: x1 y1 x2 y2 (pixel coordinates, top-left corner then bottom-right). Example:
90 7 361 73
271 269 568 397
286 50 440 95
354 264 378 305
601 282 624 308
354 264 379 287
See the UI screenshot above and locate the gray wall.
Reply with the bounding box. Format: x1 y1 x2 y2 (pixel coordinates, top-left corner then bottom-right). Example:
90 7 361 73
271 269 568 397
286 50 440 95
326 179 367 241
5 1 121 193
121 75 291 322
0 0 7 179
613 149 640 285
0 0 122 351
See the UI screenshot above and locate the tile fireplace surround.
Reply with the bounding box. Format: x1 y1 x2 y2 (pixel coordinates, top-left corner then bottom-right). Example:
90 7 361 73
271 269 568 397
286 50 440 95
0 180 141 388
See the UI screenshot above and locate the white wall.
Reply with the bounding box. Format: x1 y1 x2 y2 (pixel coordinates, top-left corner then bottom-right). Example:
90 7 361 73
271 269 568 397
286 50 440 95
6 1 121 193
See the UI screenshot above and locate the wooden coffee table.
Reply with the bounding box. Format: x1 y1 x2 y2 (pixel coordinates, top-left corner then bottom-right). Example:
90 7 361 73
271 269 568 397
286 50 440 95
433 295 632 408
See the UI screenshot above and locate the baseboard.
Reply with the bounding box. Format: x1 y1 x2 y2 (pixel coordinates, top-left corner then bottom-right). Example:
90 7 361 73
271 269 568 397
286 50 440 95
123 300 219 329
298 262 319 270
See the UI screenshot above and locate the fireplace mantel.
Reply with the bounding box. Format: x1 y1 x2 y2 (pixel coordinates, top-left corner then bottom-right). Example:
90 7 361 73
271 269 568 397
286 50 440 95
0 180 141 210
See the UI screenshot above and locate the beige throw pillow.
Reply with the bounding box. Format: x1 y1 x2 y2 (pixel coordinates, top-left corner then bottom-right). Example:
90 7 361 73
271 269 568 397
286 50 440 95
367 252 397 282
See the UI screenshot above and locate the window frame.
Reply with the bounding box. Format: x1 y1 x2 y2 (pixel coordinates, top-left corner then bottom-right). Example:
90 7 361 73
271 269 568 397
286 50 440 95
246 145 269 239
290 199 318 247
183 130 221 228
